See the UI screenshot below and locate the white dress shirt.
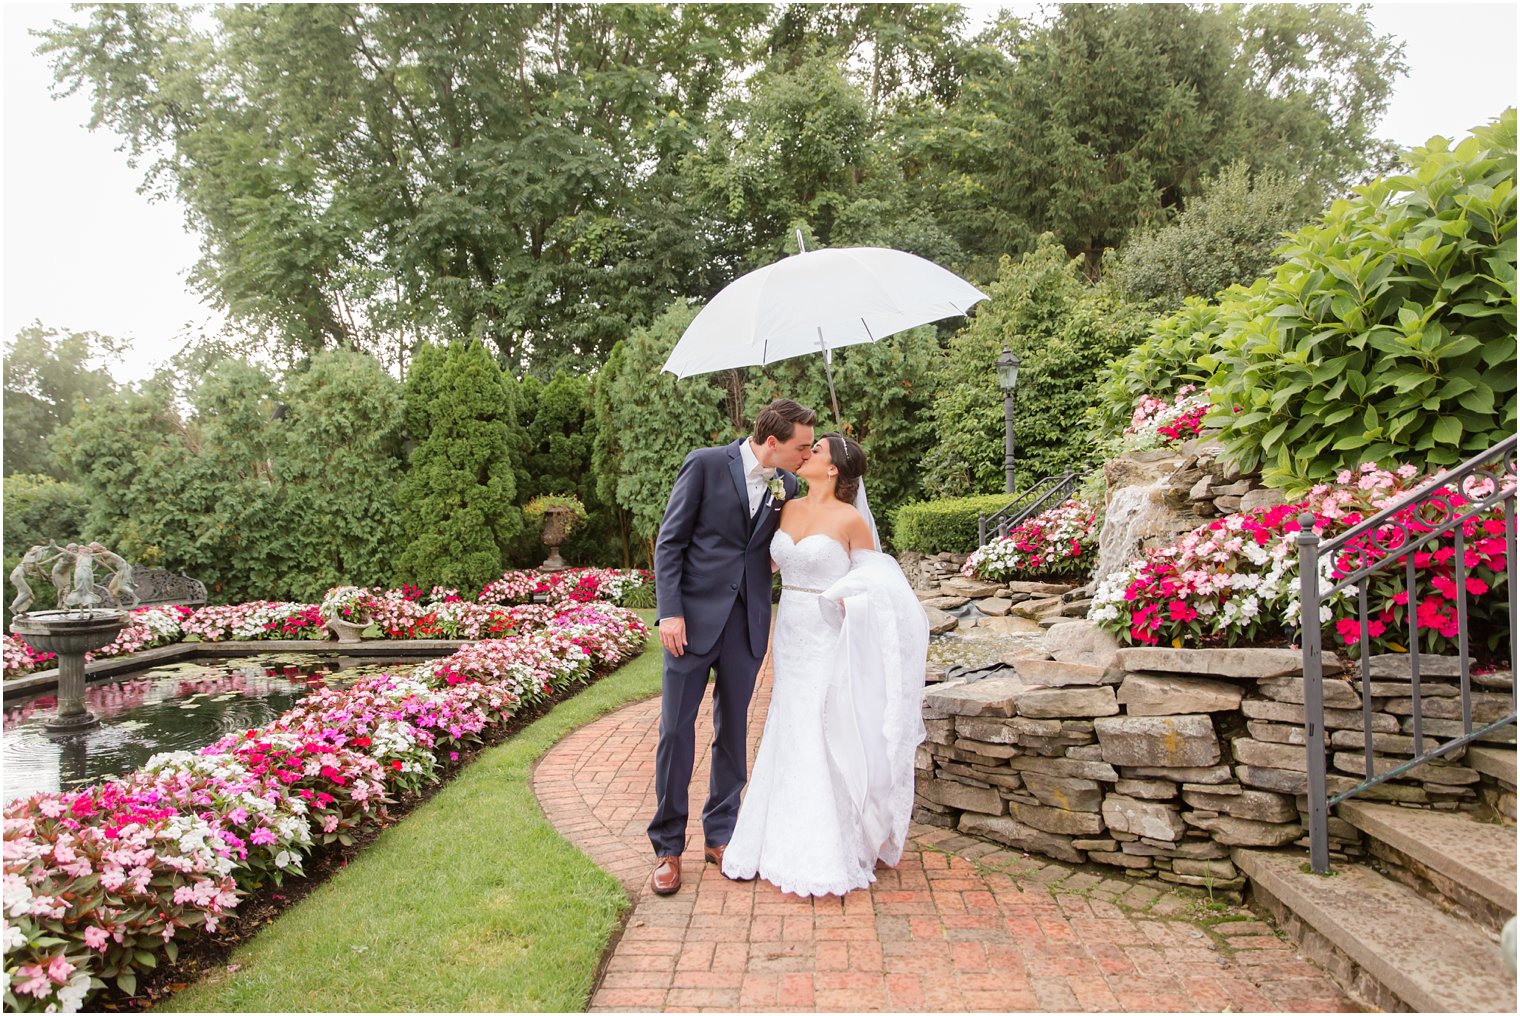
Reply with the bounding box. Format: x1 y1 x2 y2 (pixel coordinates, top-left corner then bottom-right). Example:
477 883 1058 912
739 439 772 516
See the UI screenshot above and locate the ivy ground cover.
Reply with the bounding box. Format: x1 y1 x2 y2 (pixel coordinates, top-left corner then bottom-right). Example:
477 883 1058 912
2 603 648 1012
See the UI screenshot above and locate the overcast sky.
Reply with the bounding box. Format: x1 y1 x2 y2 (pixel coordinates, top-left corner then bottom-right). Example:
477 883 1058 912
4 1 1518 384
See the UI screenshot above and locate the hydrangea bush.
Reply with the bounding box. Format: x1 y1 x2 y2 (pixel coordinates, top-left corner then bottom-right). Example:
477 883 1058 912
962 499 1100 582
2 604 648 1012
1090 462 1513 654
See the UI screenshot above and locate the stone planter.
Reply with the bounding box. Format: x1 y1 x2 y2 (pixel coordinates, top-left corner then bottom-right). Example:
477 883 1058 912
539 505 573 572
327 617 370 643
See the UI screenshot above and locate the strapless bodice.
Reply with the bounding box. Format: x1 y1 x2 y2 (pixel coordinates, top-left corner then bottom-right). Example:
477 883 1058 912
772 530 852 592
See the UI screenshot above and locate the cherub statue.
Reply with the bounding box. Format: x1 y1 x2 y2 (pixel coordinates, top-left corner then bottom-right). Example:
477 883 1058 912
9 542 61 616
87 542 138 610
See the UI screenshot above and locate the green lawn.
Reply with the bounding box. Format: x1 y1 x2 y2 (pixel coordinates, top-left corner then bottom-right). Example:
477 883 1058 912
162 610 661 1012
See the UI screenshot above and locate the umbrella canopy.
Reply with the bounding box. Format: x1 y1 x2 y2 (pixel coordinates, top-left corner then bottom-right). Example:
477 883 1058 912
662 246 988 380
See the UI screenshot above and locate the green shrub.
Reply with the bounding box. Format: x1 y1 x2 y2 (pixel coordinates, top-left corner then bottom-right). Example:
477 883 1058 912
1090 297 1223 437
1202 109 1517 490
2 474 91 558
923 238 1148 497
891 493 1014 555
1110 161 1309 309
617 582 657 610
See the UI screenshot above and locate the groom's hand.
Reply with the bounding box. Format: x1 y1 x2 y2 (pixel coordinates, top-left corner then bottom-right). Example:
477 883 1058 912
659 617 688 657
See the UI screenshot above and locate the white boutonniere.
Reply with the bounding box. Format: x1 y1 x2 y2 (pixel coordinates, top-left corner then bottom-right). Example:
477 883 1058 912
767 475 787 505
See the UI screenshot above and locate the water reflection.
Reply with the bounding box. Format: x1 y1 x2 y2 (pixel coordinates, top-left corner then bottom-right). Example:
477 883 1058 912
2 654 424 804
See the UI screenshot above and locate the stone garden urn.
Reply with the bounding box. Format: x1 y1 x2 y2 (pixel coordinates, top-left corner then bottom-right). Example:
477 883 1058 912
539 505 573 572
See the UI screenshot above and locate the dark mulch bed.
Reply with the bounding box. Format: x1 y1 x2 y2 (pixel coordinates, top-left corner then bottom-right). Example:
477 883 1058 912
94 676 604 1012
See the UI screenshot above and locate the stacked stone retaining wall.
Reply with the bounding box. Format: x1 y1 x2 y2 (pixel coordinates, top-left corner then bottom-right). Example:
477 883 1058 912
917 621 1516 895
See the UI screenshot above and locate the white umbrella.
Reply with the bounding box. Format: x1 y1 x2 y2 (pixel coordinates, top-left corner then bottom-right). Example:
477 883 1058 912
662 242 989 422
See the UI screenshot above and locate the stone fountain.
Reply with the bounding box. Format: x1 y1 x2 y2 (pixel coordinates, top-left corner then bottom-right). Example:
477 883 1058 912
9 541 136 732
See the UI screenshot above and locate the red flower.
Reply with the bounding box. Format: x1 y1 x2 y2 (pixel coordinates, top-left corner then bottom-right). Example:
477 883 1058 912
390 760 403 771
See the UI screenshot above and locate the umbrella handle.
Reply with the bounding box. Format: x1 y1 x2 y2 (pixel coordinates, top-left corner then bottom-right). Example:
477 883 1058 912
817 327 842 427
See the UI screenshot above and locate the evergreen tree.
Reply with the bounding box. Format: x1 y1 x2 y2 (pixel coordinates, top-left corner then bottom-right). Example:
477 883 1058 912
279 350 406 597
598 302 735 562
923 237 1148 496
395 341 524 591
511 371 613 566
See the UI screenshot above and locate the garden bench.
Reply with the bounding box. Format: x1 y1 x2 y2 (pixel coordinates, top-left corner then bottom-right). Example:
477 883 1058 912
129 566 208 609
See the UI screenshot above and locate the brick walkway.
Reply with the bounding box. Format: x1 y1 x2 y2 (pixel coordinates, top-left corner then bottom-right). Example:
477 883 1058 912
533 652 1355 1012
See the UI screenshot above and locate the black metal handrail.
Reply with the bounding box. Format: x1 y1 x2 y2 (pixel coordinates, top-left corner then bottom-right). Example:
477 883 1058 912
977 469 1087 546
1296 435 1517 873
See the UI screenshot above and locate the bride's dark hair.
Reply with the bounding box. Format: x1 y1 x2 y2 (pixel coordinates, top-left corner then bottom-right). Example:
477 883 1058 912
822 432 867 504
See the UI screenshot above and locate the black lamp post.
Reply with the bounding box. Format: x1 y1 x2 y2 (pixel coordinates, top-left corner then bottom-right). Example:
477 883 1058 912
996 346 1021 494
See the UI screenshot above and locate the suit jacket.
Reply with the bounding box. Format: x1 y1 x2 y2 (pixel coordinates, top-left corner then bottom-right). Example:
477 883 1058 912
654 438 799 658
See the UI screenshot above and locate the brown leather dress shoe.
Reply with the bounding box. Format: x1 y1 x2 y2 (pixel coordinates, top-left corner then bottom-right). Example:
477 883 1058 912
651 855 681 895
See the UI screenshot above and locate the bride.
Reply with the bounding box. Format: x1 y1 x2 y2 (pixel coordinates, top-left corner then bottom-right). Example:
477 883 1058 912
721 432 929 896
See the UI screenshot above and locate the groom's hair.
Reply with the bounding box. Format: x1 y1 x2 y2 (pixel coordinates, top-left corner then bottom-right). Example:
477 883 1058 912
752 399 817 444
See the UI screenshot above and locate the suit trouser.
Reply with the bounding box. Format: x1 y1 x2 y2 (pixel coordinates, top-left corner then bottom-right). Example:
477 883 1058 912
647 596 763 857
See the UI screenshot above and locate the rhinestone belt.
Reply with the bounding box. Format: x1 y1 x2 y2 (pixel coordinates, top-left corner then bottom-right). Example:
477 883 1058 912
781 584 824 594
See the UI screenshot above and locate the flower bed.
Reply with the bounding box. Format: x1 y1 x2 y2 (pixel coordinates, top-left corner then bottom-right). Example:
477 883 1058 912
477 567 652 608
961 498 1100 583
3 571 652 680
1089 463 1512 654
1124 385 1211 450
2 603 648 1012
3 636 54 681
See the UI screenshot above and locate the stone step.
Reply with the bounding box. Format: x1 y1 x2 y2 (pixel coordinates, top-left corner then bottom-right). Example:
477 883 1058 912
1234 848 1517 1013
1466 745 1517 785
1339 799 1516 920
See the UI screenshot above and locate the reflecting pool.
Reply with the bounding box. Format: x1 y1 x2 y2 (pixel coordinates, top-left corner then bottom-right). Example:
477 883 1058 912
2 654 427 804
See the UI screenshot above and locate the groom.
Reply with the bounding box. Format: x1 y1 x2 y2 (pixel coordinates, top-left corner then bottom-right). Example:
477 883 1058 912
647 398 817 894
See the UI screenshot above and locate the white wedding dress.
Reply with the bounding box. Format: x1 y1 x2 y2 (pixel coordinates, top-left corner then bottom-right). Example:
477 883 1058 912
721 530 929 896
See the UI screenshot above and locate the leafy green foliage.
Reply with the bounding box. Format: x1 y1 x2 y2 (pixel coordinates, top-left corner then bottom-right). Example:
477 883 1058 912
2 474 91 558
915 4 1405 271
3 324 123 478
1111 162 1309 308
277 352 407 596
396 342 525 591
40 4 1402 365
512 373 615 567
1201 109 1517 490
924 238 1149 496
48 352 408 604
594 302 737 559
1091 298 1224 437
891 493 1012 555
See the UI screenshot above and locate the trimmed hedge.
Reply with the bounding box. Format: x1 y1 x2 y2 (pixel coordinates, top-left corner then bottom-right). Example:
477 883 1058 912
891 493 1014 555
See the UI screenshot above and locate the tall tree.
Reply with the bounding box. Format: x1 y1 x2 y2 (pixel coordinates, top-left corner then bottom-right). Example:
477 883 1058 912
40 4 765 371
395 340 525 591
914 3 1406 271
923 237 1149 496
3 324 123 478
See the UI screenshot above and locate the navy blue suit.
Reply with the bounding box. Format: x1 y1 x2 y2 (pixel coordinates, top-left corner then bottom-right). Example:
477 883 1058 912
647 438 798 857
